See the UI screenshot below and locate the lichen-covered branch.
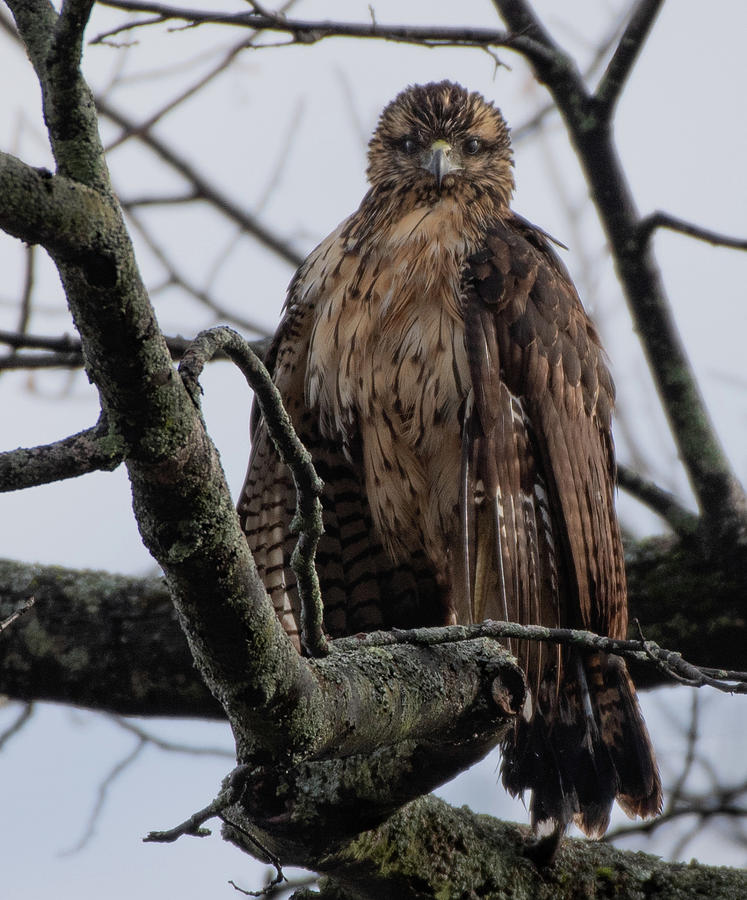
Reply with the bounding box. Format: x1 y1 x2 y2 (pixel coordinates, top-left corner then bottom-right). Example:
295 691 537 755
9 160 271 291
0 557 222 718
0 417 123 491
1 537 744 720
302 795 747 899
335 621 747 694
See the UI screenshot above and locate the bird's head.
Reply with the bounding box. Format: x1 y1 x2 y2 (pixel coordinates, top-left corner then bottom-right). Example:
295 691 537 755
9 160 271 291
366 81 515 211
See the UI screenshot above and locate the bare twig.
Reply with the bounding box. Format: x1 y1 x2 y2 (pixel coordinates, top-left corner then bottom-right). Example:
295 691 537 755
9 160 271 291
228 867 285 898
0 8 302 277
123 189 199 207
511 2 634 142
178 326 328 657
95 1 553 64
0 597 35 633
124 207 273 335
606 796 747 845
144 764 250 843
12 243 36 346
104 35 252 153
109 715 234 758
96 95 304 269
668 691 700 805
62 735 146 855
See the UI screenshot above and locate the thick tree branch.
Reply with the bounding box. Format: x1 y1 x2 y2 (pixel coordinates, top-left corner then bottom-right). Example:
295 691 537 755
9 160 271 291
227 793 747 899
0 558 223 717
0 151 121 256
1 530 744 717
9 0 108 191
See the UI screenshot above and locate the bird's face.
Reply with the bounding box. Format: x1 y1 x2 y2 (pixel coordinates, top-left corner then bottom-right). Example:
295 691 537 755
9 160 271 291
367 81 515 209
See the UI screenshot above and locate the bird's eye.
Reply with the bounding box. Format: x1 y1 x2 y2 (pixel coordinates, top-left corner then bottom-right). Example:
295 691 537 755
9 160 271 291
401 136 418 155
463 138 481 155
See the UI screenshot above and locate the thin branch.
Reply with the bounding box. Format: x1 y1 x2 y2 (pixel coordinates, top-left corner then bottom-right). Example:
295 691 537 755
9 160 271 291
178 326 328 657
125 207 272 335
0 350 83 369
95 1 554 65
228 867 285 898
334 620 747 694
0 597 35 633
637 212 747 252
14 243 36 344
617 463 699 537
144 764 251 843
109 714 234 758
93 12 165 44
0 329 82 351
605 777 747 846
62 735 146 855
104 34 252 154
593 0 665 119
96 96 304 269
511 2 634 142
667 691 700 807
0 701 34 749
122 189 200 207
0 329 270 369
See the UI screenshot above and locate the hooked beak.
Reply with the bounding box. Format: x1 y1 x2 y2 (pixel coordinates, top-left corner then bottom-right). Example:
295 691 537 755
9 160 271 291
422 139 460 188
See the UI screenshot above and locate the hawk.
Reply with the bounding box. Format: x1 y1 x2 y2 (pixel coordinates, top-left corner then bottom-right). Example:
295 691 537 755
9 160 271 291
239 81 661 847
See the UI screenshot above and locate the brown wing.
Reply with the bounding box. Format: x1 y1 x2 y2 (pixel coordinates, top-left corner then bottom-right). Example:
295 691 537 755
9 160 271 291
463 213 624 640
461 214 660 837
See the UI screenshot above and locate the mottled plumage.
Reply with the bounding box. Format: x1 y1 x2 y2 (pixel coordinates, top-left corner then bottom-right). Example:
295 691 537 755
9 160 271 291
238 81 661 844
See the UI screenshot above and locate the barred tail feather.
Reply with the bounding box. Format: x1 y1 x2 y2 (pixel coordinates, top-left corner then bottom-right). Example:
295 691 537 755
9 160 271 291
501 650 661 840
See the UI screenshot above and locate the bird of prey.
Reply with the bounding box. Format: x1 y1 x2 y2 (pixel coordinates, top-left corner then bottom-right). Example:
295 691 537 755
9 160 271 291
238 80 661 847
